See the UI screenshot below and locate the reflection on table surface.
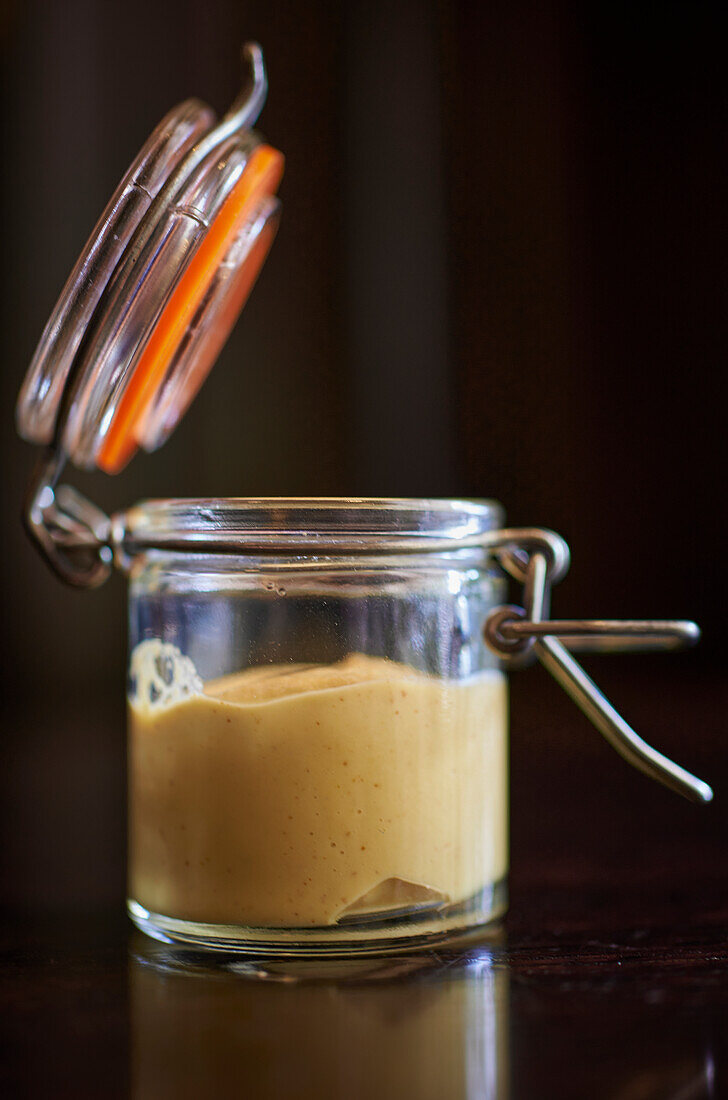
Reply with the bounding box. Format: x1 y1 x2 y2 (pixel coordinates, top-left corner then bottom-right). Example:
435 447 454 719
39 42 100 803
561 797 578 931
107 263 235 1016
0 910 721 1098
130 937 509 1100
130 933 717 1100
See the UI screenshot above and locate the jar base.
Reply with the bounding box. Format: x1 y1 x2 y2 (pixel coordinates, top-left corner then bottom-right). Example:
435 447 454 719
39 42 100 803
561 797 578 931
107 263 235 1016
127 878 507 958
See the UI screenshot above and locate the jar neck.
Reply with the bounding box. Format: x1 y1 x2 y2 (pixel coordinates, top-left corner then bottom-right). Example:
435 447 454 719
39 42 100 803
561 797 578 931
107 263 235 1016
114 497 506 566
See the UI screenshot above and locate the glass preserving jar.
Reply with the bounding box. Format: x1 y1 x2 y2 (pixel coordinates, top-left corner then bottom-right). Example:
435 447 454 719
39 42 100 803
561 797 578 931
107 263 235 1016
15 43 711 958
124 498 509 952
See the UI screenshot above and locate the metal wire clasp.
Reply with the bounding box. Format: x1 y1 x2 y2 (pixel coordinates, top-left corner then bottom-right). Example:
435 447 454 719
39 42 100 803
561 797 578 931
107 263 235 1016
484 539 712 804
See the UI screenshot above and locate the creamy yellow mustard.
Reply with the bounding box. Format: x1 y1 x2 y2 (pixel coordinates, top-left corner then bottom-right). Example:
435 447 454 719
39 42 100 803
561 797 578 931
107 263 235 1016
128 645 507 928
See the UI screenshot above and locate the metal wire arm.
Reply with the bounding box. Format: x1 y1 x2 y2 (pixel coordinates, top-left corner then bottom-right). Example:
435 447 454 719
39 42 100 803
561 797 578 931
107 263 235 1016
484 546 712 804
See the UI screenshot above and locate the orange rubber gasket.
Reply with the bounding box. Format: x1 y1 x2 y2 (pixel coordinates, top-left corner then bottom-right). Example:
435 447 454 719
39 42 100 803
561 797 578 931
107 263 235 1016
163 215 279 433
97 143 284 474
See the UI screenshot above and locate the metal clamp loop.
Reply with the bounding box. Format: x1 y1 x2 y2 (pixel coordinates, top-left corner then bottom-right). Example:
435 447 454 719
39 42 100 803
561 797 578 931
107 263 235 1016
498 617 700 652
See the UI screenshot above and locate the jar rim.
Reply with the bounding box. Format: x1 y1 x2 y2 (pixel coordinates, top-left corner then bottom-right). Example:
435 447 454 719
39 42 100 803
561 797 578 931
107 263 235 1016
116 496 505 557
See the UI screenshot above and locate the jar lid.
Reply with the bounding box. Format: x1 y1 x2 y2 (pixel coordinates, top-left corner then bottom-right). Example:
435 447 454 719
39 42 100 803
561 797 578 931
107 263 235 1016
15 43 283 474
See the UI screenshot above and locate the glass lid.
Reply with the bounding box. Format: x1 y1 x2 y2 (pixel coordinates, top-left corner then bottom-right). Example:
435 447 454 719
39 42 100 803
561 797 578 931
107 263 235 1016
15 43 283 475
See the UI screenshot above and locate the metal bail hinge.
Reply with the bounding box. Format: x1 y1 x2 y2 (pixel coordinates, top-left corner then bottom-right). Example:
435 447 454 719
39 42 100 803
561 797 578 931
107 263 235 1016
484 540 713 804
24 449 113 588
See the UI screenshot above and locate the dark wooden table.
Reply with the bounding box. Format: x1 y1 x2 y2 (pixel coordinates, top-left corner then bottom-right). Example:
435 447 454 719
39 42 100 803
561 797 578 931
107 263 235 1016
2 665 726 1098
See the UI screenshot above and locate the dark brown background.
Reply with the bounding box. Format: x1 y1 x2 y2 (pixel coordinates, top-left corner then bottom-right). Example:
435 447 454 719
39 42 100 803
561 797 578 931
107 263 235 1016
0 0 726 915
